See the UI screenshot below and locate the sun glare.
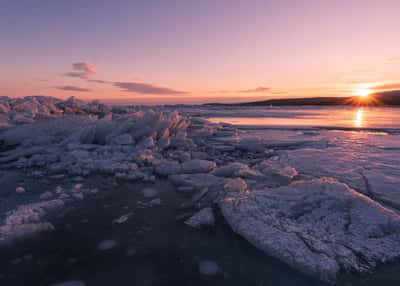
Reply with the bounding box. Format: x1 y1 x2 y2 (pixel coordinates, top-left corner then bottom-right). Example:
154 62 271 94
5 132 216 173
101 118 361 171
354 108 364 127
355 88 372 98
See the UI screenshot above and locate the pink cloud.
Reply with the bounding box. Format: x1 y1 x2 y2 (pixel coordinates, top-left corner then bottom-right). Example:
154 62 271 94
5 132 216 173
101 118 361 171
55 85 91 92
238 86 270 93
72 62 96 74
65 62 96 79
373 83 400 91
114 81 187 95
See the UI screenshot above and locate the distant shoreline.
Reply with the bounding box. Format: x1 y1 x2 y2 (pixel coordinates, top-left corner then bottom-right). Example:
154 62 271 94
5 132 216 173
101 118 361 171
204 91 400 107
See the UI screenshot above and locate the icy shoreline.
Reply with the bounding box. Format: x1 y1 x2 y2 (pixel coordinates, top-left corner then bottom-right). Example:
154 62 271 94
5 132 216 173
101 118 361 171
1 96 400 283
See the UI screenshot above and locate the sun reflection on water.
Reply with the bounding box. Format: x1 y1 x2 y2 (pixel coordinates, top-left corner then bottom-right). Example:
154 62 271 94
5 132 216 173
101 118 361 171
354 108 364 127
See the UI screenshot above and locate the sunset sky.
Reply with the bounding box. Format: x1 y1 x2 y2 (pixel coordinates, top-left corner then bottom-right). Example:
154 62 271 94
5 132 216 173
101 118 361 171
1 0 400 104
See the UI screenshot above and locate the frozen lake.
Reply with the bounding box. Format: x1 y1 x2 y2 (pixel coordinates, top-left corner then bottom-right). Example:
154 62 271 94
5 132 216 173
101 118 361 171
1 97 400 285
190 106 400 130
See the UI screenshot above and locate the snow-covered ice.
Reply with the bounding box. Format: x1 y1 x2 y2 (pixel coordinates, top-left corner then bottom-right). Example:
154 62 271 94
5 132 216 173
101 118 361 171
0 199 64 246
220 178 400 283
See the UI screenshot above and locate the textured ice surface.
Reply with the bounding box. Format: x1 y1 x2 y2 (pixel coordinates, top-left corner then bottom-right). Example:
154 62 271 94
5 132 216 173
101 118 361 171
185 207 215 228
181 159 216 173
212 162 251 178
220 178 400 283
0 199 64 246
2 98 400 282
0 181 99 245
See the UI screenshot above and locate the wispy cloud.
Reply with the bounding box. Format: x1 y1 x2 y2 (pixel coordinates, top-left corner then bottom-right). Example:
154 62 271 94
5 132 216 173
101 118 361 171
270 90 288 95
64 62 96 79
64 71 90 79
62 62 187 95
114 81 187 95
55 85 92 92
72 62 96 74
372 83 400 91
34 78 49 82
87 79 110 84
386 57 400 64
238 86 270 93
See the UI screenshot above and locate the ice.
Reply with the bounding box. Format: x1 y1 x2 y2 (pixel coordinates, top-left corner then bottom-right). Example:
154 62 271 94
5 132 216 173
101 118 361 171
15 186 25 194
138 198 162 208
212 162 251 178
97 239 117 251
0 98 189 177
198 260 221 276
111 133 134 145
0 116 95 147
125 246 137 257
220 178 400 283
185 207 215 228
50 281 86 286
39 191 53 200
181 159 216 174
169 174 222 190
154 160 181 176
2 98 400 282
0 199 64 246
113 213 133 224
0 96 109 132
363 169 400 208
0 182 102 246
253 157 298 186
141 187 158 198
235 137 266 152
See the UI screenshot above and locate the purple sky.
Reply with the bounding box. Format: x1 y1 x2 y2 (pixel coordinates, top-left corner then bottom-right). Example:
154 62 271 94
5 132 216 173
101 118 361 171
1 0 399 103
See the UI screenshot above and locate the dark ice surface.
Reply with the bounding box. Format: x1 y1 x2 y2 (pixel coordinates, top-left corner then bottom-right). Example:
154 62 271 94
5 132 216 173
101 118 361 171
0 171 399 286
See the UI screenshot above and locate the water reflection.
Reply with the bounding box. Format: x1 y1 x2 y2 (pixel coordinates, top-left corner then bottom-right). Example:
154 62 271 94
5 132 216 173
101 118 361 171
208 107 399 129
354 108 364 127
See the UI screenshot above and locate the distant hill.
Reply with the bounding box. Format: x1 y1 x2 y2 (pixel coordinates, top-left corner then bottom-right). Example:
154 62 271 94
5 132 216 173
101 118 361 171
204 90 400 107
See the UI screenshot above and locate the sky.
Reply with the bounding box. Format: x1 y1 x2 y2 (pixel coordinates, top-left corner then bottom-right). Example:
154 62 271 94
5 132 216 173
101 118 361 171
1 0 400 104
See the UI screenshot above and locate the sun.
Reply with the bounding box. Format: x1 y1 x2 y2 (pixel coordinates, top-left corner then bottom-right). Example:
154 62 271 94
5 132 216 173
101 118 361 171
355 88 372 98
